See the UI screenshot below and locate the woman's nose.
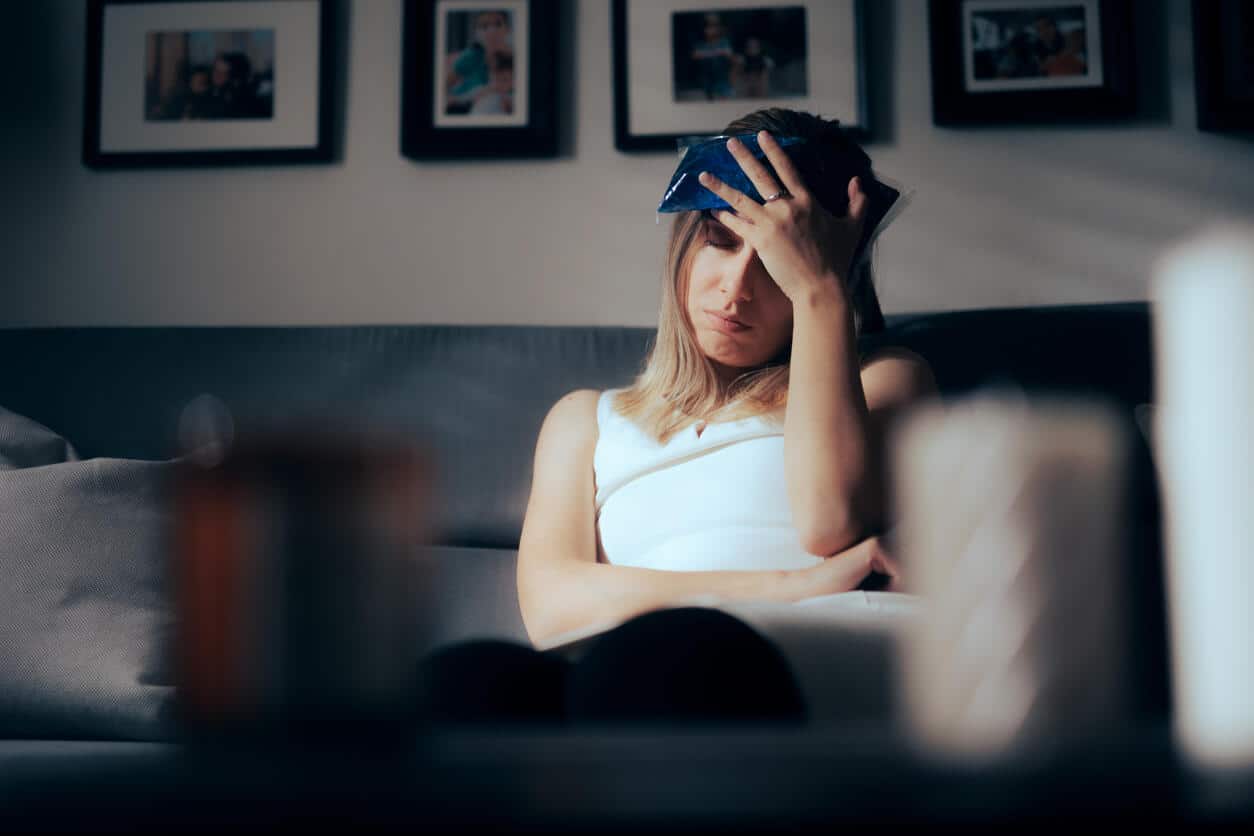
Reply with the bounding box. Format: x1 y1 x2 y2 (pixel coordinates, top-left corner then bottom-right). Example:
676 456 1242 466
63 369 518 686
719 250 760 301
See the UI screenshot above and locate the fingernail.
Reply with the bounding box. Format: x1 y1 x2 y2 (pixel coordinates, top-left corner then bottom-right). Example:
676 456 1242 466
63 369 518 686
698 171 710 183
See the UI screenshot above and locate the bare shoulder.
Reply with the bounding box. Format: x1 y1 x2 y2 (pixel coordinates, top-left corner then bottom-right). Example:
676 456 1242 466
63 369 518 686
860 347 938 408
536 389 601 449
543 389 600 427
861 345 929 370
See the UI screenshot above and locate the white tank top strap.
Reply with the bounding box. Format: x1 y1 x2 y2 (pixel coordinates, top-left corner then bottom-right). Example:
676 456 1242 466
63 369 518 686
593 388 784 510
596 387 620 434
591 388 815 572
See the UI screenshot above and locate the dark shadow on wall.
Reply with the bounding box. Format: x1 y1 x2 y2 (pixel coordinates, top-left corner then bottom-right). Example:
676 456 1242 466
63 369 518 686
1134 0 1171 124
0 1 71 164
556 0 578 158
330 0 351 162
862 0 896 145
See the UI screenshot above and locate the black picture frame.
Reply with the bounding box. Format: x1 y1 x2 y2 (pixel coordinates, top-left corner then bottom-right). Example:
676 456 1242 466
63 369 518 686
1192 0 1254 133
612 0 869 153
83 0 335 168
400 0 558 159
928 0 1135 126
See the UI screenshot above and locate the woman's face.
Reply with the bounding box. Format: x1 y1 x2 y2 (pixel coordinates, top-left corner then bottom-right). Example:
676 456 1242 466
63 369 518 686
475 13 510 51
684 214 793 382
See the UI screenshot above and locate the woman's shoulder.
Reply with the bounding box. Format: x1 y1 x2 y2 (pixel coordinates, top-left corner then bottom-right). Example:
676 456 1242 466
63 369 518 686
530 390 603 469
858 346 938 402
539 389 601 439
861 345 931 373
546 388 601 417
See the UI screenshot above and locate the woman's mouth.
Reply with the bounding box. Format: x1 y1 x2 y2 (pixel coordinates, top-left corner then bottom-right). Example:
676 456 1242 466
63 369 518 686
706 311 750 334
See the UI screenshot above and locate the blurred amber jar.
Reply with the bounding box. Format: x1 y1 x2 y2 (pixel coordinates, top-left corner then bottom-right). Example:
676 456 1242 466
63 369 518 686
173 429 434 743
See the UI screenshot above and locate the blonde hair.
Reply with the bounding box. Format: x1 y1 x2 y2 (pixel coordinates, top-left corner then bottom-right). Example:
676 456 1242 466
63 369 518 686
615 109 888 444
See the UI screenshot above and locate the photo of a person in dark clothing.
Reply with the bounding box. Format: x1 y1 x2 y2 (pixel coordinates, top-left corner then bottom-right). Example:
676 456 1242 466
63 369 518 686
145 29 275 121
967 4 1091 84
670 7 808 103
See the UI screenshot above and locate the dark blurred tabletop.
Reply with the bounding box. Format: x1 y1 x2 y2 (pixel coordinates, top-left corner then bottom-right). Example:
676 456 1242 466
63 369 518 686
6 724 1253 833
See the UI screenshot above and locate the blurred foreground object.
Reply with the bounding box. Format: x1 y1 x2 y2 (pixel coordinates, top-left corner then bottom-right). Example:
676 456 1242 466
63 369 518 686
173 425 435 743
894 393 1131 764
1153 225 1254 771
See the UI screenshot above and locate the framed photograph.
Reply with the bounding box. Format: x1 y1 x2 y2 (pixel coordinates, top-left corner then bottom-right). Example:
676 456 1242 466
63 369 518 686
401 0 559 159
1192 0 1254 133
83 0 335 168
928 0 1135 125
612 0 868 152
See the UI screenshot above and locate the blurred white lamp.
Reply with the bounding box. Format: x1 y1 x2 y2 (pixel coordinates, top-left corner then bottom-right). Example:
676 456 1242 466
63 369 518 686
1153 224 1254 770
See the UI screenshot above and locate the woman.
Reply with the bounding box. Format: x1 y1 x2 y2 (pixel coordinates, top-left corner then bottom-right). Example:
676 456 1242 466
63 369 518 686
518 108 934 645
419 109 937 725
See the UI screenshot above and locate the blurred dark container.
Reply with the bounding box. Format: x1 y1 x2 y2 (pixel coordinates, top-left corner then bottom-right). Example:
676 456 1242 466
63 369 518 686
173 430 435 746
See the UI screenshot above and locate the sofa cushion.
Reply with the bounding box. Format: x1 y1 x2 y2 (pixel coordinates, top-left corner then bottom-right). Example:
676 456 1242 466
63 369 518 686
0 398 528 741
0 452 176 741
0 406 80 470
423 546 528 648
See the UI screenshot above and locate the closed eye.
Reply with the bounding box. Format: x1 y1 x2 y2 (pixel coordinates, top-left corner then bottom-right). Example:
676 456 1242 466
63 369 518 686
701 219 741 251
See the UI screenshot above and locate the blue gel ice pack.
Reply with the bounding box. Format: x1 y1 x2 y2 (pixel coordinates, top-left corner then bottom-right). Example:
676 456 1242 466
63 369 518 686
657 133 805 214
656 131 903 265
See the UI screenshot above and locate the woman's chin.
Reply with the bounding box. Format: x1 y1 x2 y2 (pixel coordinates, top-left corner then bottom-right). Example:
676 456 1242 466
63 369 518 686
703 350 763 378
696 329 779 372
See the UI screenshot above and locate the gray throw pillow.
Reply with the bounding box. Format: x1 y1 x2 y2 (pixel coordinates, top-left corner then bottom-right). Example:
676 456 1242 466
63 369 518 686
0 425 176 740
0 406 80 470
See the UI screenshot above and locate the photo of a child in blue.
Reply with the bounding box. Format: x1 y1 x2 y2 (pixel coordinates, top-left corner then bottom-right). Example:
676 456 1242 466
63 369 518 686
443 10 513 115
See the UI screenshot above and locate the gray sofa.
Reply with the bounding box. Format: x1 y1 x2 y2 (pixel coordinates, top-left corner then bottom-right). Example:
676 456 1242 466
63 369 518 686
0 303 1176 829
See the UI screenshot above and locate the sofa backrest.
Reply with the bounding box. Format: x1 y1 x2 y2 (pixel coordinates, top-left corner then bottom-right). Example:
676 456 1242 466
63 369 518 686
0 302 1152 548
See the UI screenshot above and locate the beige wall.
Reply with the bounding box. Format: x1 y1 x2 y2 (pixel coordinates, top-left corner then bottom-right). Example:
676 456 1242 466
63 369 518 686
2 0 1252 327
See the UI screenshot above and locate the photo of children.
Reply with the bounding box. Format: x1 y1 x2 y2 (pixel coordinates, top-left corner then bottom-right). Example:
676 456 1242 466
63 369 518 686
964 1 1101 91
437 6 523 121
670 7 807 103
144 29 275 121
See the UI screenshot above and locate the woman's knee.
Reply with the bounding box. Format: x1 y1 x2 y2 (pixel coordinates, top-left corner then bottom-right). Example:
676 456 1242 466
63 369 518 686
416 639 571 724
564 607 807 724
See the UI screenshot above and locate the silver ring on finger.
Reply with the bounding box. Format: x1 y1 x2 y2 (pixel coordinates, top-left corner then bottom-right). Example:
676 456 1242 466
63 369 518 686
762 190 790 203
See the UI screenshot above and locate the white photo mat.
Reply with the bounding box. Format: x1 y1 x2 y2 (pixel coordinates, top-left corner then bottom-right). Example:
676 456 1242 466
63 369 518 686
99 0 321 153
625 0 862 138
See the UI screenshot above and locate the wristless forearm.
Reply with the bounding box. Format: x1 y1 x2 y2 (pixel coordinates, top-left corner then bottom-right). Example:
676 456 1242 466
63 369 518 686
528 560 804 647
784 286 875 553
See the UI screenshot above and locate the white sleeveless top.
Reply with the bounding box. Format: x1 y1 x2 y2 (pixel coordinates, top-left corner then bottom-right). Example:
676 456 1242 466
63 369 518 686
593 388 824 572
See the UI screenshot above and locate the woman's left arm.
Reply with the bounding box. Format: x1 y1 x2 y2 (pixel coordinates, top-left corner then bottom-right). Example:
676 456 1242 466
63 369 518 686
698 131 938 556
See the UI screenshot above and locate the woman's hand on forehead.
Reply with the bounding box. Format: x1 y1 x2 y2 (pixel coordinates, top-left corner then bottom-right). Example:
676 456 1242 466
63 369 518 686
696 131 867 304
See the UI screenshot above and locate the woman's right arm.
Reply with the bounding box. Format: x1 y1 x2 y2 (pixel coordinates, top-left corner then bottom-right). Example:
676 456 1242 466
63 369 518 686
515 390 890 648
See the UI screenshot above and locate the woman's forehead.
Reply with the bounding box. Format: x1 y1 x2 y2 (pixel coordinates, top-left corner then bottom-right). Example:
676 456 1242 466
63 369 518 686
698 210 735 232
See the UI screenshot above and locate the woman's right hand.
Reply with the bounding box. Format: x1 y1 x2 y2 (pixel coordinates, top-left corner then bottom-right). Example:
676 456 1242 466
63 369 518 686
792 535 905 599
